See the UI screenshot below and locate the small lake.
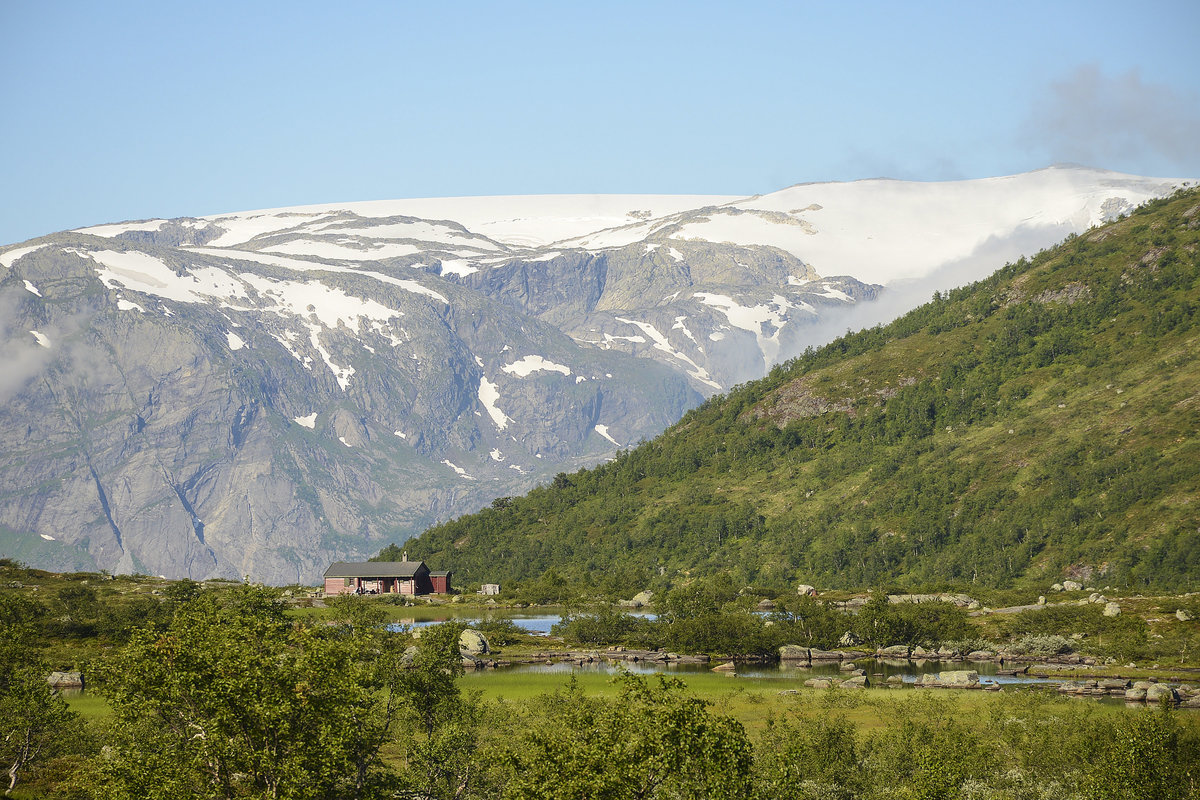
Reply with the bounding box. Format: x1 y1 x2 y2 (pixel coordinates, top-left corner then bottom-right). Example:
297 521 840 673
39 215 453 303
388 612 656 636
388 614 1063 685
481 657 1062 685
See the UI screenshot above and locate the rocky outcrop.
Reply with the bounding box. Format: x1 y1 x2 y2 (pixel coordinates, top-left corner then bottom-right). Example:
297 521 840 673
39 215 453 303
917 670 981 689
46 671 84 690
779 645 810 661
619 590 654 608
0 238 702 582
458 629 490 656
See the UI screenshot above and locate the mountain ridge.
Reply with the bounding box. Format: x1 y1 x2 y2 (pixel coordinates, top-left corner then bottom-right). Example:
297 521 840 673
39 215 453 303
405 187 1200 593
0 167 1192 583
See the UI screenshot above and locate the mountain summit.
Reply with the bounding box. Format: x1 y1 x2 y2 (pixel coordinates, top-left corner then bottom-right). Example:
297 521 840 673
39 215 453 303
0 167 1189 582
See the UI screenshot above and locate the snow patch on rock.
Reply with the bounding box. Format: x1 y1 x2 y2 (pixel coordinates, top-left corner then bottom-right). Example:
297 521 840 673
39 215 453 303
502 355 571 377
478 376 509 430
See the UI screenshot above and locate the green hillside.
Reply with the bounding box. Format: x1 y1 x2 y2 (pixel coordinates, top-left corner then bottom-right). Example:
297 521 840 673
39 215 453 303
406 189 1200 594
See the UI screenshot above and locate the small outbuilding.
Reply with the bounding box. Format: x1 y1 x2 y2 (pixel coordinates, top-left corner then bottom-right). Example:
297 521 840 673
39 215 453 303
323 560 452 596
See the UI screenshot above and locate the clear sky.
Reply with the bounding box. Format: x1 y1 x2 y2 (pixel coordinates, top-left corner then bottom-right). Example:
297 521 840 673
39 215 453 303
3 0 1199 245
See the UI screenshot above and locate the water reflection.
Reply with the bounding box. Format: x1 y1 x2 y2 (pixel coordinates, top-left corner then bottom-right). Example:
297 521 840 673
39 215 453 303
472 657 1060 684
388 612 656 636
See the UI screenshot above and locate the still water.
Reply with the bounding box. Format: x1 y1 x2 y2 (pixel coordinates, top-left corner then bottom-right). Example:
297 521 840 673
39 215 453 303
390 614 1059 685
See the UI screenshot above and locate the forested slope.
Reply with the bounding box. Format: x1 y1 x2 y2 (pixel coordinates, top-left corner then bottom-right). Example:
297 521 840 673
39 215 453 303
406 190 1200 593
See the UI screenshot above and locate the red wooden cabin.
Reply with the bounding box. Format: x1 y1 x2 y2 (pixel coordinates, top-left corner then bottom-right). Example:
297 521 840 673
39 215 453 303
323 560 452 596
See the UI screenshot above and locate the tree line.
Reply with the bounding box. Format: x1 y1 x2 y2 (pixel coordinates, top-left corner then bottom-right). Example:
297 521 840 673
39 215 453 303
406 188 1200 596
3 584 1198 799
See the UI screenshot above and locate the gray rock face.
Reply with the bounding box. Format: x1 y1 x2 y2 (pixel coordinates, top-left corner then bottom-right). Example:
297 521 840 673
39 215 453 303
0 207 882 583
0 238 702 582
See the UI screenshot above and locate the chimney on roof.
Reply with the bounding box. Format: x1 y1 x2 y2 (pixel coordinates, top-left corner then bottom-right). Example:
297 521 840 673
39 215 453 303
402 551 408 562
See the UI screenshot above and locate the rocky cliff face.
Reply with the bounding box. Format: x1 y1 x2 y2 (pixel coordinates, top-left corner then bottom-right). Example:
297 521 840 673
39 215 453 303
0 238 699 582
0 167 1186 582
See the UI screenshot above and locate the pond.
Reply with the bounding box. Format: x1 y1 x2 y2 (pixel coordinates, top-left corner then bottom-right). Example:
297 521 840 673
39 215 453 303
388 614 1064 685
480 656 1063 685
388 612 657 636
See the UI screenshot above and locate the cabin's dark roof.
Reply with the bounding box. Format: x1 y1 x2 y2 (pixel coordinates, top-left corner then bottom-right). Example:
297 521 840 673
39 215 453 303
429 571 451 578
323 561 429 579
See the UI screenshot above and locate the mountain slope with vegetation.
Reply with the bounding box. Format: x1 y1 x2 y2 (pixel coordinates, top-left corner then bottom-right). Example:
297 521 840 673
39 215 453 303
407 189 1200 594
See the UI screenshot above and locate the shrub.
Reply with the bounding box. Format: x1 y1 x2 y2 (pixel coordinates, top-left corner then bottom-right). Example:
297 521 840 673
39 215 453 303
1009 634 1074 656
474 617 525 646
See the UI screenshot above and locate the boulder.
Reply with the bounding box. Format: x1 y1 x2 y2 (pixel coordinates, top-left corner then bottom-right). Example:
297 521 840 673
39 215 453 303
1062 580 1082 591
886 675 904 685
1124 687 1147 701
47 671 83 690
400 645 419 668
841 675 869 689
1103 602 1121 617
967 601 982 610
779 645 810 661
1051 583 1064 592
810 649 845 661
878 644 911 658
1145 684 1178 704
712 662 736 672
797 584 818 597
757 599 777 611
458 629 490 655
938 670 981 687
631 590 654 606
966 650 995 661
804 678 833 689
1037 596 1046 605
1177 609 1194 622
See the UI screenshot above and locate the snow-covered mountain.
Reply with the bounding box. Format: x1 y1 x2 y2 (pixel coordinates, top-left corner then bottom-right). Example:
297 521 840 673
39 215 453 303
0 166 1189 582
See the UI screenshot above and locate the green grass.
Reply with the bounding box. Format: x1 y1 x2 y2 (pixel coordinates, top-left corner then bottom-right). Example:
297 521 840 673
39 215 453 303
462 668 1146 737
62 690 111 721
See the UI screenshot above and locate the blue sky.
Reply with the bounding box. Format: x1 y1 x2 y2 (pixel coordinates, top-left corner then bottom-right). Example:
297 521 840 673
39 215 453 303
3 0 1199 245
